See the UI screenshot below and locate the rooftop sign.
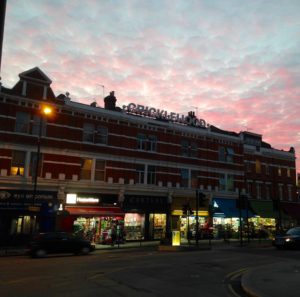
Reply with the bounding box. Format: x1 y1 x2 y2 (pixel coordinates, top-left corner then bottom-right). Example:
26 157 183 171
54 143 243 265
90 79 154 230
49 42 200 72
122 103 206 128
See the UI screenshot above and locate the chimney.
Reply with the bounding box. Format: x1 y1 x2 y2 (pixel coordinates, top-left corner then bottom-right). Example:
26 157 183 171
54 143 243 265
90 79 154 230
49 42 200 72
104 91 117 110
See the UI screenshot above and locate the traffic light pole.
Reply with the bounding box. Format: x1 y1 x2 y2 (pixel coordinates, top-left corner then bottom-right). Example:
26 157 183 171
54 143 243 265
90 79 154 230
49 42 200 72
195 190 199 247
238 190 243 247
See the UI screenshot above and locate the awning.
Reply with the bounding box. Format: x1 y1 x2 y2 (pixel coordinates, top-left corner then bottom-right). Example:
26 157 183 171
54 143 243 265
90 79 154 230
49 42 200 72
281 202 300 221
248 200 277 218
213 198 254 218
65 206 124 217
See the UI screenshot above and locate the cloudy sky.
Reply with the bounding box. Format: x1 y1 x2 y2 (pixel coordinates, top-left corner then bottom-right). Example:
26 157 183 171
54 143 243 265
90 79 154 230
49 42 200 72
2 0 300 172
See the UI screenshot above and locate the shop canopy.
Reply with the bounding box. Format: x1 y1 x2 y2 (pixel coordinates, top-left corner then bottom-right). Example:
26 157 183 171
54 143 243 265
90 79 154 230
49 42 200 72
248 200 277 218
65 206 124 217
213 198 254 218
281 202 300 222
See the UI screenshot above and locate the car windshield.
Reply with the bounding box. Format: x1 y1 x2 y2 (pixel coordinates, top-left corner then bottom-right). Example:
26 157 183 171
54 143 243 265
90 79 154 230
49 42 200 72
286 228 300 236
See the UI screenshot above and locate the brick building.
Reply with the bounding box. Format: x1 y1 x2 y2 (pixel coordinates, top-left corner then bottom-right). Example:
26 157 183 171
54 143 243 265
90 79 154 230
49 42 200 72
0 67 298 245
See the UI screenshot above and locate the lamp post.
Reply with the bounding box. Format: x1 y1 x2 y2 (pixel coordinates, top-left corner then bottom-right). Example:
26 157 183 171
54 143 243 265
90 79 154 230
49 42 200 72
32 106 52 206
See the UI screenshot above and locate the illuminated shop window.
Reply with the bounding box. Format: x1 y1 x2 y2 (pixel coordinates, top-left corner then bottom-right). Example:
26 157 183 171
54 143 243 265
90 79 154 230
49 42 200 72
80 159 92 180
95 160 105 181
10 150 26 176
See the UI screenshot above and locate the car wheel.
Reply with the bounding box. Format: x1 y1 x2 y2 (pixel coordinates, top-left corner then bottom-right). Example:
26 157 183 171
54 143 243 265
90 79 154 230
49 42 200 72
81 247 90 255
35 249 47 258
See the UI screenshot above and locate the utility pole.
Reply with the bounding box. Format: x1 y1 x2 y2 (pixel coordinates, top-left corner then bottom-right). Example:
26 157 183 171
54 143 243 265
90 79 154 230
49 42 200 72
0 0 7 74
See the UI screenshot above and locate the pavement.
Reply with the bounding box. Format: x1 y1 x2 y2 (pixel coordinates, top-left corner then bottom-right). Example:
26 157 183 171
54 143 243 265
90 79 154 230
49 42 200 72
0 239 298 297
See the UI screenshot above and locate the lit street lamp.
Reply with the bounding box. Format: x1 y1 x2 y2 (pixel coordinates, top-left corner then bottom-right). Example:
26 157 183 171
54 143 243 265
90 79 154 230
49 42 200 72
32 105 53 206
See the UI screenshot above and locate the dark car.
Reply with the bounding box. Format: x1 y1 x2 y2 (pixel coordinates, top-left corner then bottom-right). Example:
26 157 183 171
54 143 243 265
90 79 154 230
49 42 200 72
273 227 300 250
29 232 95 257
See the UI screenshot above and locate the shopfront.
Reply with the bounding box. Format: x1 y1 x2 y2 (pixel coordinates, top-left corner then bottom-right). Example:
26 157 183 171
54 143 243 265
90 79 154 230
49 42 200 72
0 189 58 245
122 195 168 241
62 193 124 244
212 198 255 239
171 196 209 240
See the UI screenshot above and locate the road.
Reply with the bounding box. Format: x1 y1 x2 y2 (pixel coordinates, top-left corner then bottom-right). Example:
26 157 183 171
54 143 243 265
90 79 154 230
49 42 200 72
1 244 299 297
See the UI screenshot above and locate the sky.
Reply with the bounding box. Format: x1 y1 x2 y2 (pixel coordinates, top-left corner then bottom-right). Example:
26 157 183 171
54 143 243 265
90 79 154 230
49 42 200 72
2 0 300 173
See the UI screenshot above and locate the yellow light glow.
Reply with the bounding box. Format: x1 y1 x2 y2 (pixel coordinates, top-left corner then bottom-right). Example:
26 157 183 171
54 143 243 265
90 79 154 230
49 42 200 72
172 210 209 216
43 106 52 115
172 230 181 246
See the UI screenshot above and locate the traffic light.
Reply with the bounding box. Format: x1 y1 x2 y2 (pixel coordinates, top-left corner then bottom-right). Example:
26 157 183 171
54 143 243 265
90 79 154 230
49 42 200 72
182 204 188 215
198 192 206 207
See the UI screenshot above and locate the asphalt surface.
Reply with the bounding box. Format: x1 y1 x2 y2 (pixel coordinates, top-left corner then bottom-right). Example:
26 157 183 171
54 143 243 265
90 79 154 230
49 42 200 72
1 239 299 297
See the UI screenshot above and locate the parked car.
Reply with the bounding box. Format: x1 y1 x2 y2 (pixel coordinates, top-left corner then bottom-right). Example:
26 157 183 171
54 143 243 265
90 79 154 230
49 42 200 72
272 227 300 250
29 232 95 258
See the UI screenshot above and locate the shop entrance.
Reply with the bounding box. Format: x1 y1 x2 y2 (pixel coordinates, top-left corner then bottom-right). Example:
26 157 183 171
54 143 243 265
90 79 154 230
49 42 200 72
73 216 124 244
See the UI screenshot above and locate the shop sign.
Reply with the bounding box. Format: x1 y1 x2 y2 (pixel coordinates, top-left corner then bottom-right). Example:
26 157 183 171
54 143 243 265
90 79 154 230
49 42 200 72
66 193 100 204
122 103 206 128
0 190 57 210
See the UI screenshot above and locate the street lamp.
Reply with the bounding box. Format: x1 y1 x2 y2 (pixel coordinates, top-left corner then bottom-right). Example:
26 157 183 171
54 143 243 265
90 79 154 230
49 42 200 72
32 105 53 206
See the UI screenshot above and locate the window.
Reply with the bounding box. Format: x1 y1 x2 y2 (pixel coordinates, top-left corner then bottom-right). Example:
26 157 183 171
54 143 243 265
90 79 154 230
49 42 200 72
219 174 226 191
11 150 26 176
278 185 283 200
219 174 234 191
226 148 234 163
31 115 47 136
135 164 145 184
191 171 198 188
265 164 270 175
29 152 43 178
137 134 147 150
255 160 261 174
266 184 271 200
227 174 234 191
287 168 291 178
247 182 253 197
190 142 198 157
181 140 189 157
256 183 262 199
147 165 156 185
95 160 105 181
181 140 197 157
246 161 251 172
15 112 30 133
80 159 92 180
83 123 94 142
219 146 234 163
278 167 282 176
95 126 108 144
148 135 157 151
180 169 189 187
288 186 292 201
